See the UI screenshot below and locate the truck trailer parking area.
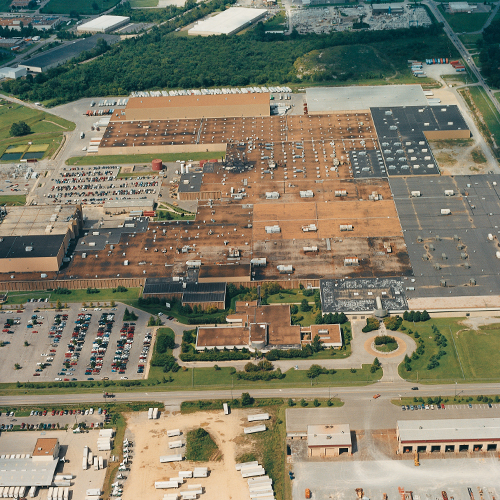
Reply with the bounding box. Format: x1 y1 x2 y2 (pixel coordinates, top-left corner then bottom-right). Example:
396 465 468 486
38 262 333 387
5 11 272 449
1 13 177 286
292 458 500 500
0 303 151 383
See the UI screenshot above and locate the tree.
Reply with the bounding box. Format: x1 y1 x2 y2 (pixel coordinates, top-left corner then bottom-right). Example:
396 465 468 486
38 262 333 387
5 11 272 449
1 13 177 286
313 398 320 407
300 398 307 407
287 398 295 406
14 363 20 370
311 334 323 353
241 392 253 406
10 121 31 137
421 310 430 321
306 364 326 379
24 341 29 347
92 1 99 9
56 299 62 310
373 357 380 367
300 298 311 312
290 304 298 315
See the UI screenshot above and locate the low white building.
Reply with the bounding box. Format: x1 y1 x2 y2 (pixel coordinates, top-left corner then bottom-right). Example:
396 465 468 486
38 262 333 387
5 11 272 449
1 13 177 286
0 66 26 79
77 15 130 34
188 7 268 36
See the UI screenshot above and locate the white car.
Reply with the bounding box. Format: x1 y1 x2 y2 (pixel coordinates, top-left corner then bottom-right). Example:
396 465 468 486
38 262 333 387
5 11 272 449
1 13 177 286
55 378 62 381
89 408 94 415
85 409 89 415
120 376 128 380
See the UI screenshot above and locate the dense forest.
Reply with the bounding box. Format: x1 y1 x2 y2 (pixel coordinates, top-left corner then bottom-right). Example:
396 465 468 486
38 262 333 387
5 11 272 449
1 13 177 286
479 21 500 88
2 11 448 106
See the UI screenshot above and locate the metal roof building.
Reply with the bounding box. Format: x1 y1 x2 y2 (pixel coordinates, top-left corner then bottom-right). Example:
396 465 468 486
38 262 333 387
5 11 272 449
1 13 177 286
397 419 500 454
307 424 352 457
188 7 268 36
0 458 58 487
77 15 130 34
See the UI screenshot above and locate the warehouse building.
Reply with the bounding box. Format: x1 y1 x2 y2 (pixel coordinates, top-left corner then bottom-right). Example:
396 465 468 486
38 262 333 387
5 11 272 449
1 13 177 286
188 7 268 36
397 419 500 454
0 205 82 273
121 93 270 122
0 439 59 487
372 3 404 15
19 34 119 72
0 66 26 79
77 15 130 34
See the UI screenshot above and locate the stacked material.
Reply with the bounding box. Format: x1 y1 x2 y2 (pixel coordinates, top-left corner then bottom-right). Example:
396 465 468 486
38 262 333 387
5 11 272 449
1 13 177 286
235 462 275 500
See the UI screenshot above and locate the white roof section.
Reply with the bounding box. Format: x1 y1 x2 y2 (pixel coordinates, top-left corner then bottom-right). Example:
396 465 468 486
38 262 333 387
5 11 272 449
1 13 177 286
0 458 58 487
398 418 500 442
306 85 428 112
307 424 351 447
449 2 470 10
188 7 268 36
77 15 130 33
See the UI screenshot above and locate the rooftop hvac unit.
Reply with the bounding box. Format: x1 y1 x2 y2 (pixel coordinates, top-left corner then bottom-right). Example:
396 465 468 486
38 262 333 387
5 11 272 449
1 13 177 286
444 190 454 196
186 260 201 268
411 191 421 197
300 190 314 198
340 224 353 231
344 257 359 266
441 209 451 215
334 190 347 197
303 246 318 252
265 192 279 200
301 224 317 232
265 225 280 234
277 264 293 274
251 258 267 267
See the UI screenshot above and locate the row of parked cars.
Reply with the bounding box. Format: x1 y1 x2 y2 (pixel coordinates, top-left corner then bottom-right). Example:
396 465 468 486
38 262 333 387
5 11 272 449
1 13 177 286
403 404 446 411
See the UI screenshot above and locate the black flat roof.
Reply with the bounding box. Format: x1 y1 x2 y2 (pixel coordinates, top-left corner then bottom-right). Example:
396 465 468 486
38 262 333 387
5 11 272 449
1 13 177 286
0 234 65 259
21 34 119 70
178 173 202 193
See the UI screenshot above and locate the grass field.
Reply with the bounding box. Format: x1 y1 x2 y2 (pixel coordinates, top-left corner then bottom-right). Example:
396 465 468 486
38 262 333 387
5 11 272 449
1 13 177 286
459 33 483 46
41 0 121 14
294 33 458 85
0 101 74 161
0 0 12 10
1 287 141 305
264 10 286 30
129 0 158 5
398 318 500 383
185 428 220 461
0 195 26 206
460 86 500 150
266 289 313 304
67 151 226 166
439 6 489 32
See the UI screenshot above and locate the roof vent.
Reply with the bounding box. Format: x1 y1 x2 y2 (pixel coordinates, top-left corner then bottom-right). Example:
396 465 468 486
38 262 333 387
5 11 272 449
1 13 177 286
25 246 33 252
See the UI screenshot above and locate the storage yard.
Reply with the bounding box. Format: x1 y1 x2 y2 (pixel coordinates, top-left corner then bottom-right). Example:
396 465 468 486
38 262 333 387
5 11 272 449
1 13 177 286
289 4 431 34
122 408 275 500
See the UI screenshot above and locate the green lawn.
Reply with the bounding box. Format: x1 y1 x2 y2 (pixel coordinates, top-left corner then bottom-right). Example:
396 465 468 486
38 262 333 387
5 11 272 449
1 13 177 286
41 0 121 14
267 289 313 304
130 0 158 5
439 7 489 32
0 0 12 11
459 33 483 45
398 318 464 383
67 151 226 166
398 318 500 383
264 10 286 30
185 428 220 461
460 86 500 147
1 287 142 305
0 195 26 206
0 101 74 160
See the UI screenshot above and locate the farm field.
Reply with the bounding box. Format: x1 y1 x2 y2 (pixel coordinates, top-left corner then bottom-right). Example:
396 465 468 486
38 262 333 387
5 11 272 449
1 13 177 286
41 0 121 14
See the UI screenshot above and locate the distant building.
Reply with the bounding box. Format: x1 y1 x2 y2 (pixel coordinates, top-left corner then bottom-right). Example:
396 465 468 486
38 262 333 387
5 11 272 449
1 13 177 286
77 15 130 34
372 3 404 15
0 66 26 79
448 1 473 12
32 438 60 462
10 0 31 8
19 34 119 72
0 38 23 49
188 7 267 36
0 15 61 31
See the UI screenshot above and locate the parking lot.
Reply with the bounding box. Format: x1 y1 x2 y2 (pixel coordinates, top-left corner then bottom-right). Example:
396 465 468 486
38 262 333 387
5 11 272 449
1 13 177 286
34 165 160 207
0 302 152 383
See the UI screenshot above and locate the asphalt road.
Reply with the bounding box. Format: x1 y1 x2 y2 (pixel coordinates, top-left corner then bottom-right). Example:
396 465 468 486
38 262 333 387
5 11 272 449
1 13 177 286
425 0 500 119
3 381 500 407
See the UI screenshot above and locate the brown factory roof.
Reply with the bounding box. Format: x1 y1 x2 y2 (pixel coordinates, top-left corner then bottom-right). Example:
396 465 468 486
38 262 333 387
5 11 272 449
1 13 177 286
309 324 342 345
32 438 58 457
126 93 269 110
198 263 250 280
197 326 248 348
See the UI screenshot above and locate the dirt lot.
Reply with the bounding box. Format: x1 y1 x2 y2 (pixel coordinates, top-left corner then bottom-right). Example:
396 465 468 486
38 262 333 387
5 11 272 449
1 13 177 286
122 409 265 500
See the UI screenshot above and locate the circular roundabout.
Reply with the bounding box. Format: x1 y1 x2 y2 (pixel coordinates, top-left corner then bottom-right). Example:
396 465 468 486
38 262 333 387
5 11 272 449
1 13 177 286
364 334 407 358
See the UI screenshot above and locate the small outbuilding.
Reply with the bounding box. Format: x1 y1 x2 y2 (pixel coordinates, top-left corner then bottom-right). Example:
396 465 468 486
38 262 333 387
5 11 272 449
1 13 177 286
307 424 352 457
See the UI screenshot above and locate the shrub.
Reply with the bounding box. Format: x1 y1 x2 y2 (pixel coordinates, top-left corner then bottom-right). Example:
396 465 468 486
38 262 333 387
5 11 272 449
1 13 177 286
10 121 31 137
300 298 311 312
383 316 402 331
241 392 254 406
374 335 397 346
362 317 379 333
54 287 71 295
185 428 219 461
306 364 328 379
